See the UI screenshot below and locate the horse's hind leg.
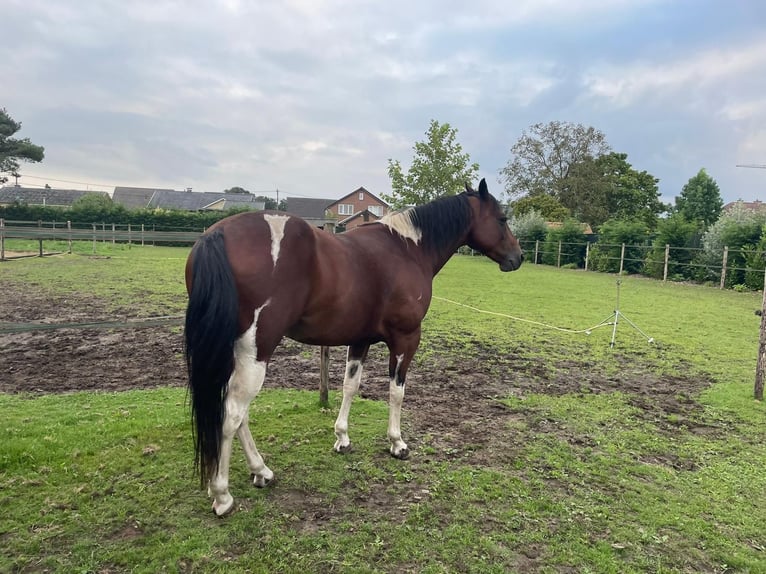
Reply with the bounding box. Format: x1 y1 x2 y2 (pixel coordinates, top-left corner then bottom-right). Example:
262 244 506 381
386 332 420 460
208 311 272 516
237 407 274 487
333 344 369 453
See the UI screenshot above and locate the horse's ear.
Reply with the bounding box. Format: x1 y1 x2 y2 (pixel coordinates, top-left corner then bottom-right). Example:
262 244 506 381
478 178 489 199
465 181 474 193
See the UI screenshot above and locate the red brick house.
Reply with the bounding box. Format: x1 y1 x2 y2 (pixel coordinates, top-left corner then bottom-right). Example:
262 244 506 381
326 187 390 230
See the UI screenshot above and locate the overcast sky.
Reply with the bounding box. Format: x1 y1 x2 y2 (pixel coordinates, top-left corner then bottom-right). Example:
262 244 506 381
3 0 765 205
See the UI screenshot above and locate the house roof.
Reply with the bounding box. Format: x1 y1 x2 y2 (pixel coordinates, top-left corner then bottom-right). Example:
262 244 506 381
147 190 265 211
285 197 334 219
545 221 594 234
337 209 382 226
112 187 265 211
723 200 766 213
0 186 108 207
327 186 389 209
113 186 175 209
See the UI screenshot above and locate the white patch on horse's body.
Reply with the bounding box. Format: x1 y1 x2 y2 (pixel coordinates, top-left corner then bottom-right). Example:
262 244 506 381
209 301 273 516
264 214 291 268
379 209 422 244
333 358 364 452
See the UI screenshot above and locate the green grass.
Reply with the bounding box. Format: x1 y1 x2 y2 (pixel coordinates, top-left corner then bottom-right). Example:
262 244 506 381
2 249 766 572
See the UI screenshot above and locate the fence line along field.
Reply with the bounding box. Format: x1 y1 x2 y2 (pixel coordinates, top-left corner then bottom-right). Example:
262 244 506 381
1 244 765 573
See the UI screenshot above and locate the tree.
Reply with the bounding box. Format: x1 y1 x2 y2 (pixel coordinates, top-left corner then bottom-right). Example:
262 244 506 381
254 195 279 210
511 194 570 221
0 108 45 184
562 152 666 230
674 168 723 228
500 121 610 200
224 186 250 194
383 119 479 208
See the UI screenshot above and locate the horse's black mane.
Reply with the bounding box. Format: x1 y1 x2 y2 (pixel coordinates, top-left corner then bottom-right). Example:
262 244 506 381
409 191 477 254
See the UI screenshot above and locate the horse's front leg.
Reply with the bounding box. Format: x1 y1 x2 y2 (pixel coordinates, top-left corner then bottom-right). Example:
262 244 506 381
386 331 420 460
333 344 369 453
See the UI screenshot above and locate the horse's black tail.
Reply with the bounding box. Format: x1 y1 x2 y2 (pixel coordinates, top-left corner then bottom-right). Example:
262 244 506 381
184 228 240 486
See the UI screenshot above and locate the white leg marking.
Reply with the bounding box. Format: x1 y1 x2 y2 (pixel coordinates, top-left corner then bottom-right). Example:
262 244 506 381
264 214 290 268
209 303 273 515
334 358 364 453
388 354 408 458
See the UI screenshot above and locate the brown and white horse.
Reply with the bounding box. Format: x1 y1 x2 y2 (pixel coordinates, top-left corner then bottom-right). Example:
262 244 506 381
184 178 523 515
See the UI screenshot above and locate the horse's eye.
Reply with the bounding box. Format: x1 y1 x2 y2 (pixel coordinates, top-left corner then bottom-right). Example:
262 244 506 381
499 217 508 225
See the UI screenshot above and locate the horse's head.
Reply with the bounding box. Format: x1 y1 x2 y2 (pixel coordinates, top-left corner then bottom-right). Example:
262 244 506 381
465 179 524 272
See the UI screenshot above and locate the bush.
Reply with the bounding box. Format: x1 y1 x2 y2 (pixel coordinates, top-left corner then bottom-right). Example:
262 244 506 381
510 210 548 263
696 204 766 287
644 214 701 280
541 220 588 268
589 219 650 274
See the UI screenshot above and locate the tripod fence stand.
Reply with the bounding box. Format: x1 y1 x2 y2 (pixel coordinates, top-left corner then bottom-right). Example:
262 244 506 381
590 279 654 348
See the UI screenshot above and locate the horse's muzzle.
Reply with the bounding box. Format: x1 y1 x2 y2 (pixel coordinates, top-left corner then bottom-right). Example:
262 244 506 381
500 251 524 272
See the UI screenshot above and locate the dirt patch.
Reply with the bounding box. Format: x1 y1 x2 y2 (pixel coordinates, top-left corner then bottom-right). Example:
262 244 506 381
0 285 716 451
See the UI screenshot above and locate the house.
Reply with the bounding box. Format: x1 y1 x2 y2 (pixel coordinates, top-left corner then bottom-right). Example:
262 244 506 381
284 197 335 228
723 200 766 214
325 187 389 230
112 187 265 212
284 187 390 231
545 221 594 234
0 186 109 207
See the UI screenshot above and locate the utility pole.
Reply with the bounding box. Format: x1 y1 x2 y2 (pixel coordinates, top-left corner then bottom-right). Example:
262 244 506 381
739 163 766 400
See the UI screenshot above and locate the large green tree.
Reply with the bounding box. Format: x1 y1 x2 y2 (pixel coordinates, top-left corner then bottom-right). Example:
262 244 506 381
383 119 479 208
0 108 45 184
500 121 610 200
561 152 666 230
511 193 571 221
674 168 723 228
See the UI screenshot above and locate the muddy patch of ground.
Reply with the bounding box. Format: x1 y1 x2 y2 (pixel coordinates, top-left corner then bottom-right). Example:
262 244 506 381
0 284 717 466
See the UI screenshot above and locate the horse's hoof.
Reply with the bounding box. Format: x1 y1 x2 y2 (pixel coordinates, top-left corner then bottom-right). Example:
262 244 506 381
212 496 235 517
334 443 354 454
251 473 275 488
391 447 410 460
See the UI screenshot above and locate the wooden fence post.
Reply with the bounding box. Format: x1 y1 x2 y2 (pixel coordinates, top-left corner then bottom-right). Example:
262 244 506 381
92 224 97 253
663 244 670 281
128 224 132 249
102 222 106 244
38 220 43 257
141 223 145 247
585 242 590 271
557 241 562 267
67 221 72 254
0 218 5 261
619 243 625 275
720 246 729 289
755 266 766 401
111 223 116 245
534 240 539 264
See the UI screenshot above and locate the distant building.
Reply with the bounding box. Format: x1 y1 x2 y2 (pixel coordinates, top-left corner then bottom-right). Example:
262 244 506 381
723 200 766 214
0 186 108 207
112 187 265 211
325 187 389 230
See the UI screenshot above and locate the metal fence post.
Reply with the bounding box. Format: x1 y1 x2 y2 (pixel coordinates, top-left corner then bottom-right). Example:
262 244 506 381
663 244 670 281
92 224 97 253
720 246 729 289
557 241 562 267
141 223 145 246
534 240 539 264
585 242 590 271
0 218 5 261
619 243 625 275
38 220 43 257
67 220 72 254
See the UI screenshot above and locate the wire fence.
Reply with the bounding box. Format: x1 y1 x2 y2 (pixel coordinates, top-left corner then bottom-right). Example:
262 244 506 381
3 218 766 291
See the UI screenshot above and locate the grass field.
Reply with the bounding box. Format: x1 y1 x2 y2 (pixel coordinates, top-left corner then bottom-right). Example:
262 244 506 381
1 245 765 573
